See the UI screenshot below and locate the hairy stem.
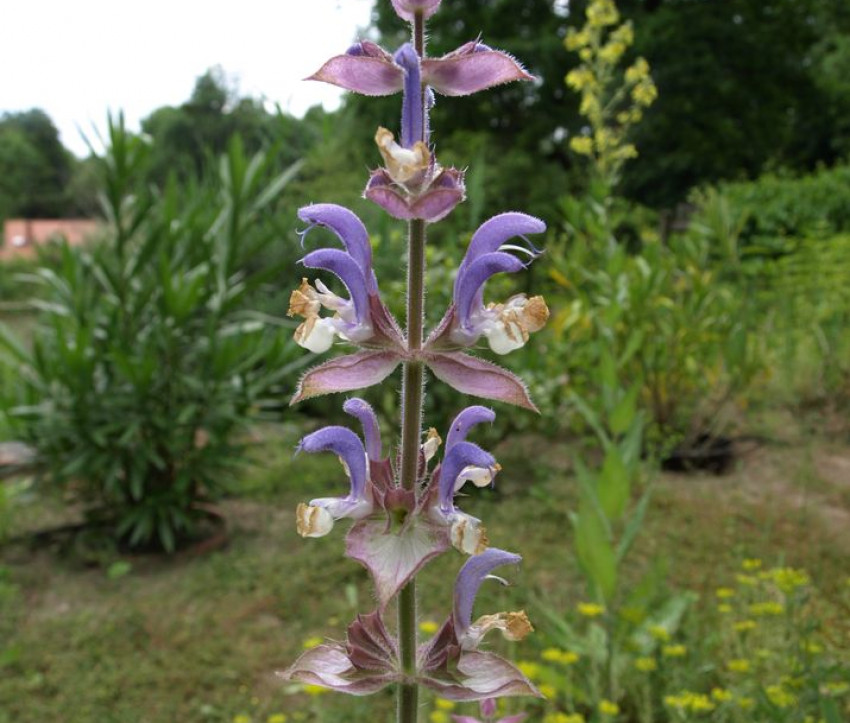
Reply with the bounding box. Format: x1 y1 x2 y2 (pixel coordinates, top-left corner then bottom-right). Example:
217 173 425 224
397 13 428 723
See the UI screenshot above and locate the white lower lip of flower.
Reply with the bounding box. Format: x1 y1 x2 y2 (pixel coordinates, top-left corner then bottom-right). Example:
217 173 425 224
296 502 335 537
422 428 442 463
295 316 337 353
450 515 488 555
483 319 526 355
461 610 534 650
454 464 500 492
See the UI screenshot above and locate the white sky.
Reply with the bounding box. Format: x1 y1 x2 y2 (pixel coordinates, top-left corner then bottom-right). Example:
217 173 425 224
1 0 375 157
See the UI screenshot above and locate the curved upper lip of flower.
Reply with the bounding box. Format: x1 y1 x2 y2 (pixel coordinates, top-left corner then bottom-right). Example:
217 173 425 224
453 548 522 643
297 425 370 508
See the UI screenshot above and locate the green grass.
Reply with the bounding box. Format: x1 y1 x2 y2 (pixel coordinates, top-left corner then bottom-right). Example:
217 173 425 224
0 424 848 722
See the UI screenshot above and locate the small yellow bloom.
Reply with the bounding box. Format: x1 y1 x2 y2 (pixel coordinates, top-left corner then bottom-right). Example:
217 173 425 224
715 587 735 599
690 694 716 712
429 712 450 723
717 603 733 614
599 41 626 64
539 683 558 699
632 80 658 107
303 684 327 696
770 567 810 593
419 620 439 635
587 0 620 28
599 699 620 716
577 602 606 618
301 636 323 649
711 688 733 702
233 716 251 723
806 640 824 655
542 647 579 665
662 644 687 658
736 696 755 710
736 574 757 587
733 620 757 632
517 660 541 680
766 684 796 708
544 714 585 723
565 28 591 51
648 625 670 642
579 47 593 62
727 659 751 673
566 68 595 91
634 657 657 672
742 558 763 571
570 136 594 156
749 601 783 616
267 715 287 723
434 699 455 711
625 58 650 84
611 23 634 46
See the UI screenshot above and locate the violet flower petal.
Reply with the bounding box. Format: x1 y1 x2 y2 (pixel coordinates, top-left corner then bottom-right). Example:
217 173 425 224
343 397 383 461
439 441 496 514
298 204 377 293
300 248 371 323
297 426 368 501
395 43 424 147
454 252 526 327
291 351 402 404
424 352 538 411
446 406 496 452
391 0 442 22
458 212 547 282
422 43 534 97
307 42 404 96
454 548 522 637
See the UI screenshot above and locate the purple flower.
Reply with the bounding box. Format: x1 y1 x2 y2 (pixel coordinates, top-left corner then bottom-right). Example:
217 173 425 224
288 203 403 353
294 425 373 537
416 548 540 702
424 406 499 555
429 213 549 355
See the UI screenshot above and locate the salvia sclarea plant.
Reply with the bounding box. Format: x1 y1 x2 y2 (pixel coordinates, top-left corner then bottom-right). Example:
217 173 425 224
280 1 549 720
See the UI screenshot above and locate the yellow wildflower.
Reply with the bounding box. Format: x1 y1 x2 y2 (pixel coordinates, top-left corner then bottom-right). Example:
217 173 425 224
303 684 327 696
429 712 450 723
662 644 687 658
717 604 732 614
587 0 620 28
649 625 670 642
599 41 626 64
635 657 657 672
632 80 658 107
715 587 735 599
539 683 558 698
770 567 810 593
766 684 796 708
419 620 439 635
689 694 716 712
517 660 541 680
434 699 455 710
301 636 323 649
579 94 602 120
233 716 251 723
711 688 732 702
736 574 757 587
733 620 757 632
267 716 287 723
750 601 783 616
614 144 638 161
566 68 595 91
625 58 650 84
544 714 585 723
727 659 750 673
806 641 824 655
565 28 591 51
542 647 579 665
577 602 606 617
742 558 763 571
599 699 620 716
611 23 634 46
570 136 594 156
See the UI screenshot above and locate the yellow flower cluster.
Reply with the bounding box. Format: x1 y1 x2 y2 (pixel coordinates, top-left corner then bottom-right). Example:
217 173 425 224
766 684 797 708
769 567 810 593
577 602 606 617
648 625 670 642
662 644 687 658
587 0 620 28
726 658 751 673
542 647 580 665
664 691 716 713
598 699 620 716
634 656 657 672
749 601 784 616
544 713 585 723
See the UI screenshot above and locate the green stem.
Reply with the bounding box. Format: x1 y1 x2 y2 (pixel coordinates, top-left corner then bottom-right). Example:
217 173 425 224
397 14 428 723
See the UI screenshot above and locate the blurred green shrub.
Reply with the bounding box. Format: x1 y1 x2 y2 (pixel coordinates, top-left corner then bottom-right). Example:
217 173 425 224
0 116 305 552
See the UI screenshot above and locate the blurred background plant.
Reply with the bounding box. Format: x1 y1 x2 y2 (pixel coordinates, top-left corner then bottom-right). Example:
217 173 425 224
0 115 307 553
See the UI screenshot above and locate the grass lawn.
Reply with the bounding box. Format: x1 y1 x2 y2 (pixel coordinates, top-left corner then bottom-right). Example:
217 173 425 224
0 421 848 722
